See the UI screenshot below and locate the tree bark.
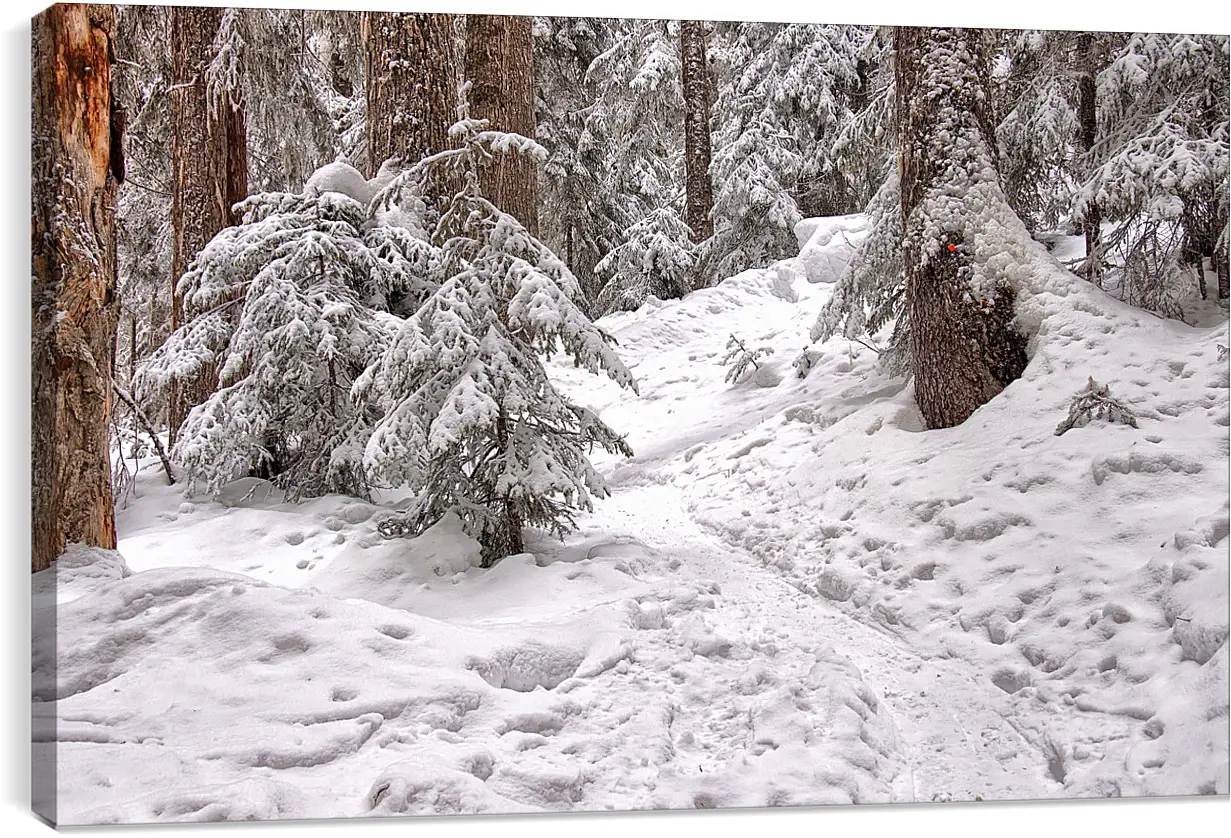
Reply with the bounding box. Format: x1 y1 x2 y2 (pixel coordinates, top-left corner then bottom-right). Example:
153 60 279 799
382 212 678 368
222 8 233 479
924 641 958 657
1076 33 1103 284
480 411 523 566
1215 206 1229 302
465 14 539 236
681 19 714 251
897 27 1028 430
362 11 458 182
31 3 121 576
168 5 247 448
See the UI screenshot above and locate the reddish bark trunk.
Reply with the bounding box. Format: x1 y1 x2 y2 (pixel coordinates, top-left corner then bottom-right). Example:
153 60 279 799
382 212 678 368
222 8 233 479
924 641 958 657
168 5 247 447
31 3 121 577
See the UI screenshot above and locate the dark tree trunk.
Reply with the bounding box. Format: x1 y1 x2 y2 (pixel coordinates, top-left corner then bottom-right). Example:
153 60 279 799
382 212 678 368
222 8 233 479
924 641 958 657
465 14 539 236
480 411 523 566
362 11 458 186
1076 33 1102 284
1215 205 1229 302
31 2 121 577
168 6 247 447
897 27 1028 430
681 19 714 253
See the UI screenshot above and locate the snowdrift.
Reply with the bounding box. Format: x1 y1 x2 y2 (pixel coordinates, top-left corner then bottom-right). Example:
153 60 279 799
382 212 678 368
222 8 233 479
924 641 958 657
39 214 1228 822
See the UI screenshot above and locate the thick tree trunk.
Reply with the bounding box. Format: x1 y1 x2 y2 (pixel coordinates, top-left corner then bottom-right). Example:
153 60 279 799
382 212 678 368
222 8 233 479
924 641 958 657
681 19 714 252
897 27 1028 430
1076 33 1102 284
465 14 539 235
362 11 458 184
168 6 247 448
31 3 121 576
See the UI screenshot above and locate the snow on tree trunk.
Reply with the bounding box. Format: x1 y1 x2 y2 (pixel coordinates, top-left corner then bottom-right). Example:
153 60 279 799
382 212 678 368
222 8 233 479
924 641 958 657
896 27 1028 430
168 5 248 448
680 20 714 251
465 15 539 236
362 11 458 193
31 3 121 575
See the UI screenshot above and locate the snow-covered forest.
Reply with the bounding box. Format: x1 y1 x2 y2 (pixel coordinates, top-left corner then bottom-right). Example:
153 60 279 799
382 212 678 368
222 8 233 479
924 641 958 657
27 0 1229 828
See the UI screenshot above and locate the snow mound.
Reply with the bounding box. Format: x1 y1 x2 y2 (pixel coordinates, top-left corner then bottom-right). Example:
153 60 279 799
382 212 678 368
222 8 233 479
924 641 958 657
32 544 132 606
793 213 871 285
302 161 374 205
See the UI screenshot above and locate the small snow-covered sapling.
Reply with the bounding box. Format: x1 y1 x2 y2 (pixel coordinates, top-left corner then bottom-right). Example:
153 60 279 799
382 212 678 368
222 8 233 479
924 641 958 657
723 334 774 385
1054 378 1139 436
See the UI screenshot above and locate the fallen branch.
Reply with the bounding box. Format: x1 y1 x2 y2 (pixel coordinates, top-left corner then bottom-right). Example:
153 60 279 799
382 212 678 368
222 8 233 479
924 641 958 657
112 381 175 485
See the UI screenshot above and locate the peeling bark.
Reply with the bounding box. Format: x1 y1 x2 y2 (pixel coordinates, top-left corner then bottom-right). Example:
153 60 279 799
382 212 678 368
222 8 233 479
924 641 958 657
31 2 120 574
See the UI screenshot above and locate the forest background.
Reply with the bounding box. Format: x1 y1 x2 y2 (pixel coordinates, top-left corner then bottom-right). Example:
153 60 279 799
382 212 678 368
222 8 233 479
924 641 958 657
5 1 1230 837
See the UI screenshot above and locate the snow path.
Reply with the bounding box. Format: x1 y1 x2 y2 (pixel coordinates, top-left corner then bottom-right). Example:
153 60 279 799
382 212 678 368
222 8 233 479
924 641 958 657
41 216 1226 823
588 481 1057 804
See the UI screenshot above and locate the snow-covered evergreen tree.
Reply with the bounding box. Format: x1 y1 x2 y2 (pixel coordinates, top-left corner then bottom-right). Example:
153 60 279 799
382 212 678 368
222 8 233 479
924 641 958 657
581 18 688 308
113 4 175 392
136 169 438 498
585 18 684 225
594 206 694 314
703 22 868 283
1076 32 1230 313
360 119 637 566
533 17 622 310
831 27 897 211
212 7 361 193
534 17 614 308
993 30 1087 234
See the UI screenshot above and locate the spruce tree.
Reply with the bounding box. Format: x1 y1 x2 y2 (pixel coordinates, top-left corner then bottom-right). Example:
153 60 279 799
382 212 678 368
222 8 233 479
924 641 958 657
168 5 250 447
466 15 539 234
594 207 695 314
704 22 867 283
680 20 715 249
533 16 620 309
359 120 637 566
137 169 438 499
1076 32 1229 313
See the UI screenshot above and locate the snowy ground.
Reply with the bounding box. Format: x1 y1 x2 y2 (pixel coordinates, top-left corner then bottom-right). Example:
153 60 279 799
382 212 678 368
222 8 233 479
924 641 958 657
33 217 1229 824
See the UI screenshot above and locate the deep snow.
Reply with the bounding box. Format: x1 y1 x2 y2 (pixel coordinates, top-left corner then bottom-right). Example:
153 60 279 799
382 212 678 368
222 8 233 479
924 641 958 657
33 215 1228 824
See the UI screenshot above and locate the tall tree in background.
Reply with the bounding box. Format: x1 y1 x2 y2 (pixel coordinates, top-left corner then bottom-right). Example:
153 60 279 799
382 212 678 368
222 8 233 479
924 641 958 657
168 5 248 447
466 15 539 235
896 27 1028 429
362 11 458 187
31 3 122 572
533 16 619 309
1075 32 1103 282
680 20 714 254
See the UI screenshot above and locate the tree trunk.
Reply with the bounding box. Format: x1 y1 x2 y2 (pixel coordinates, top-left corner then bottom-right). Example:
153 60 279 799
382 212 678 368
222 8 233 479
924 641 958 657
168 5 247 448
31 3 121 577
681 19 714 252
362 11 458 185
480 411 523 566
897 27 1028 430
1076 33 1102 284
465 14 539 236
1216 207 1229 302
